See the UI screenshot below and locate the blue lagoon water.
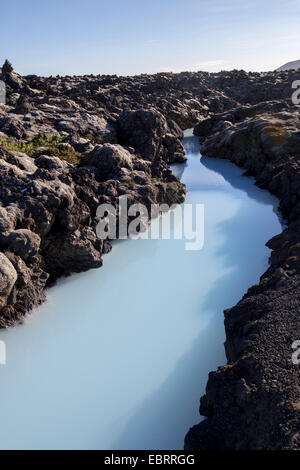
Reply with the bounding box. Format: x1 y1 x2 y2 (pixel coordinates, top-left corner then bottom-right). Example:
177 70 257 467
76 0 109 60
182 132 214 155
0 133 282 449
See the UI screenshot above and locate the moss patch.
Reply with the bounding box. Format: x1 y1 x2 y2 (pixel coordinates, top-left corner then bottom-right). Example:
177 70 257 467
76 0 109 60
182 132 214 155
261 125 291 148
0 133 82 164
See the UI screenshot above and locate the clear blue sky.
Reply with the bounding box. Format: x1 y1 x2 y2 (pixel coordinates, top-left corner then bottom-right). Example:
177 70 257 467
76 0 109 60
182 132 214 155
1 0 300 76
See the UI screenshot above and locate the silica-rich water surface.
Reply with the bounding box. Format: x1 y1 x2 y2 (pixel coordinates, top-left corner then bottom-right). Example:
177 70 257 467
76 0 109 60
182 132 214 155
0 133 282 450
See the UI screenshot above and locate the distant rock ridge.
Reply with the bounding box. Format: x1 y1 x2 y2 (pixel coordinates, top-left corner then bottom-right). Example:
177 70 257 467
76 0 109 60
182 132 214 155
277 59 300 71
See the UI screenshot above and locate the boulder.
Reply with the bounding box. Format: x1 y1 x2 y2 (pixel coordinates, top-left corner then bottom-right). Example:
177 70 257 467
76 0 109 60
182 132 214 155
44 228 102 274
116 108 186 163
14 95 33 115
5 229 41 261
0 204 21 236
69 137 93 153
89 143 133 179
0 253 17 309
35 154 69 170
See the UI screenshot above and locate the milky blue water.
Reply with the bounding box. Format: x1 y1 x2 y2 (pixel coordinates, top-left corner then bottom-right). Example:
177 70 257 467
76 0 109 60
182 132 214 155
0 132 282 450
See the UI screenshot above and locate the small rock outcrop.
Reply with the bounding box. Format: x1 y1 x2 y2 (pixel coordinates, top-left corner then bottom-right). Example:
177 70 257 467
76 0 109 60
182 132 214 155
89 144 134 179
116 108 186 163
0 60 24 92
0 253 17 309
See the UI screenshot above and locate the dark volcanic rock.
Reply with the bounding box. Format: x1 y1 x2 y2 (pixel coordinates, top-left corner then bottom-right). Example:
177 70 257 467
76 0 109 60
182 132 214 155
0 60 24 92
5 229 41 260
89 143 134 179
116 108 186 163
14 95 33 115
0 252 17 309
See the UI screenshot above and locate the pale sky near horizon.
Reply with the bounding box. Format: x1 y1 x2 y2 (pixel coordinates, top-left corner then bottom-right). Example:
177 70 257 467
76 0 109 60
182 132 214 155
1 0 300 76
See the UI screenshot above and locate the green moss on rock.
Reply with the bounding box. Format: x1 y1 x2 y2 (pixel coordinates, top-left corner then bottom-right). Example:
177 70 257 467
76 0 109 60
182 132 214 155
0 133 82 164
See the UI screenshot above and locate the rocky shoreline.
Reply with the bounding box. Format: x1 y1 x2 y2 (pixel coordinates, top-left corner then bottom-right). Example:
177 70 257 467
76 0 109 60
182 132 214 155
0 61 299 449
0 61 189 326
185 102 300 450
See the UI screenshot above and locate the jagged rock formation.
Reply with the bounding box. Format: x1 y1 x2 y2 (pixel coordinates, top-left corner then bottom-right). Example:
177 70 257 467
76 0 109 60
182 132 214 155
0 60 299 448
